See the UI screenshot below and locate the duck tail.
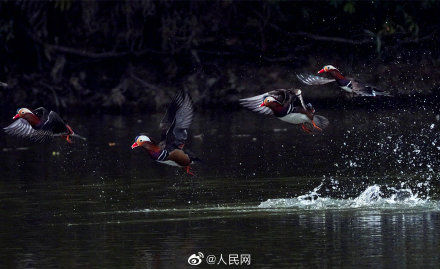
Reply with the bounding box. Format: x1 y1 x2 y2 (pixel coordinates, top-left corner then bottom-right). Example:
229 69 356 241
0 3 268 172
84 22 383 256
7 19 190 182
312 115 330 130
188 152 203 163
183 148 202 164
71 133 87 141
65 124 86 141
190 157 203 164
53 133 86 141
373 90 393 97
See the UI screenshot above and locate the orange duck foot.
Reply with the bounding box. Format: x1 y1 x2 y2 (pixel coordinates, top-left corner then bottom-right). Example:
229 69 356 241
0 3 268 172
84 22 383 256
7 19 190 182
63 135 73 144
312 121 322 131
301 124 312 134
186 166 195 176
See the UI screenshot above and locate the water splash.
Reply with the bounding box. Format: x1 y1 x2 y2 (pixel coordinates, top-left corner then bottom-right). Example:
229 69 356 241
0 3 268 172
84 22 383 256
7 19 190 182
92 178 439 225
258 182 439 211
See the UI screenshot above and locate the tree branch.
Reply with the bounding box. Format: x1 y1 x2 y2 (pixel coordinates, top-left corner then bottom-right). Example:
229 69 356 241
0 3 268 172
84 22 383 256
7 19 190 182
270 23 438 46
289 31 374 45
130 74 162 92
399 30 438 44
269 23 373 45
27 31 165 59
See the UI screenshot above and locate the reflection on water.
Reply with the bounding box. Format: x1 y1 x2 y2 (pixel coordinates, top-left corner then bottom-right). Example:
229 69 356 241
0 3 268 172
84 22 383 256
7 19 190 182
0 107 440 267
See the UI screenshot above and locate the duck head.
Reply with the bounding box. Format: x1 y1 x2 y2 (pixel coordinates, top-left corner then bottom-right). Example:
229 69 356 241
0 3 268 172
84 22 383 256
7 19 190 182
131 135 151 149
318 65 339 74
13 108 33 120
260 96 280 107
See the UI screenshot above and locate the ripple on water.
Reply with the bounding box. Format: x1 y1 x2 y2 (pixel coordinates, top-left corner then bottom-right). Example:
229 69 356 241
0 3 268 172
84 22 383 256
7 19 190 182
91 181 440 225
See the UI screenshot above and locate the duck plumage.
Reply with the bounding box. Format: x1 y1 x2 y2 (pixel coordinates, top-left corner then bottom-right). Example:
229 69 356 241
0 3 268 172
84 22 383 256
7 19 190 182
4 107 85 143
297 65 392 97
239 88 306 117
131 90 198 175
240 89 329 132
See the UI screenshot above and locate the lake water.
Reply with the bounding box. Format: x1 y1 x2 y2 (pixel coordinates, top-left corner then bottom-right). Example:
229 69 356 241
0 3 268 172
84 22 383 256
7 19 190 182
0 106 440 268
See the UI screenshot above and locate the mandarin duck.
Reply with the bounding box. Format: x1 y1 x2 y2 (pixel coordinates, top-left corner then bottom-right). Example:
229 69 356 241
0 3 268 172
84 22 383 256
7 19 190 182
3 107 86 143
131 90 199 175
297 65 391 97
240 89 329 132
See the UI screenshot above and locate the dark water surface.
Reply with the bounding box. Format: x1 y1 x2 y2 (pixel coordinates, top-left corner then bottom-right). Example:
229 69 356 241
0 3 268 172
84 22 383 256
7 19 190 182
1 107 440 268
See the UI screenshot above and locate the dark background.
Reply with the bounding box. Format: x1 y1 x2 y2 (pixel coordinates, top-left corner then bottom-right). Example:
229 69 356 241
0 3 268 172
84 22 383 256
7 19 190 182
1 2 440 268
0 0 439 114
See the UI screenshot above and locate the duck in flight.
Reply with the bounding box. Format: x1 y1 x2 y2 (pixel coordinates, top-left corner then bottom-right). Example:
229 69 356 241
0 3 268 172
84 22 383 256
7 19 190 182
240 89 329 133
3 107 86 143
131 90 199 175
297 65 392 97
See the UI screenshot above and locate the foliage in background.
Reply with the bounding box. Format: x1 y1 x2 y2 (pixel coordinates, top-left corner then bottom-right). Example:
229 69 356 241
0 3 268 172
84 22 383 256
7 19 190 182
0 1 439 112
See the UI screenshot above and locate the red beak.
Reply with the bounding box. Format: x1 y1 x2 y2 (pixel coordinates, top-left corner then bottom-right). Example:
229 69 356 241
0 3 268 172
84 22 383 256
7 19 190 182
131 142 139 149
317 69 325 74
12 114 20 120
260 102 265 107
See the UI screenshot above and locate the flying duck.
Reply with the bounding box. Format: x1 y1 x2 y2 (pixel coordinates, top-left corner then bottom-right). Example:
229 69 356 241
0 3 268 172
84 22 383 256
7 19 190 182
240 89 329 132
3 107 86 143
131 90 199 175
297 65 391 97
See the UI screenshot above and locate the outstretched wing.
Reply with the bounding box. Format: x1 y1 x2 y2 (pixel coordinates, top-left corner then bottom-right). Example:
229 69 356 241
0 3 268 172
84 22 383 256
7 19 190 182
296 74 335 85
32 107 49 122
160 90 194 148
3 118 52 142
239 92 274 116
287 89 307 110
41 111 69 134
174 91 194 130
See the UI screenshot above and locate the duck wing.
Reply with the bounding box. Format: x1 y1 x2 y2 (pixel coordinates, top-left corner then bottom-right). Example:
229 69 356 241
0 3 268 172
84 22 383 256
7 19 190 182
296 74 335 85
239 92 274 116
283 89 307 110
40 111 71 134
32 107 49 122
3 118 52 142
160 90 194 149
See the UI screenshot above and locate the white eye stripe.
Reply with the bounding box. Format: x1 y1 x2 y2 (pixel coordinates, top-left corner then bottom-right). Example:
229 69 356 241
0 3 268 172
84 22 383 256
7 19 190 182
137 135 151 143
324 65 336 71
18 108 32 114
266 97 276 102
